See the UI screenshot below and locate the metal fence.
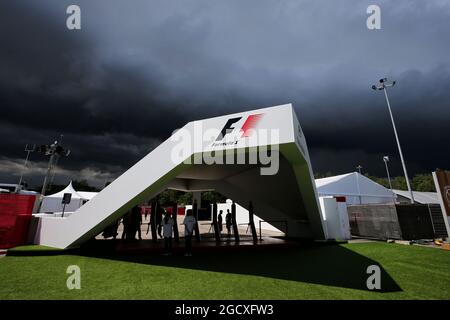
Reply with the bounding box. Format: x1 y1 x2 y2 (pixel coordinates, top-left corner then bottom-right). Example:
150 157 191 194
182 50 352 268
347 203 447 240
347 204 402 240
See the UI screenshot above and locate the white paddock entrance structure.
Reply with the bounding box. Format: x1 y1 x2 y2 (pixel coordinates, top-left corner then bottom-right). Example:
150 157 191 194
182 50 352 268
33 104 327 249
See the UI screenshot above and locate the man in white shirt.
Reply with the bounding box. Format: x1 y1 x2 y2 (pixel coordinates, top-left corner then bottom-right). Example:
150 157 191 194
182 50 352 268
183 209 196 256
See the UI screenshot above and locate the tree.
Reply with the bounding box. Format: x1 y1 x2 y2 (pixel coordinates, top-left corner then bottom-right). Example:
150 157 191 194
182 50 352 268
363 174 390 188
201 191 227 203
157 190 193 206
157 189 178 206
390 176 407 190
412 174 436 192
154 190 226 206
374 174 436 192
344 172 436 192
314 171 335 179
177 192 192 205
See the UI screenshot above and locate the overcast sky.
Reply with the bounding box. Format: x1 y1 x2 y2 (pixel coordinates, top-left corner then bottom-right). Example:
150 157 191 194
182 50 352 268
0 0 449 188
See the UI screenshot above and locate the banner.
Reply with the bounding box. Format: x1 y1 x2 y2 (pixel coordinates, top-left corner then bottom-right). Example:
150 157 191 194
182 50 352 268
432 170 450 240
433 170 450 216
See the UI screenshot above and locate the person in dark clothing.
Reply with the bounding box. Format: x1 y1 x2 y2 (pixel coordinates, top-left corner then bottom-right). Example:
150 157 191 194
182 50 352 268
102 220 119 239
126 210 137 241
121 212 131 240
156 206 164 238
225 209 232 238
218 210 223 234
131 206 142 240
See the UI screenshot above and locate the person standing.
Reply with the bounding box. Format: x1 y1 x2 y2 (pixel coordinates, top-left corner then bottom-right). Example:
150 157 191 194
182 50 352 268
225 209 232 239
102 220 119 239
162 213 174 255
121 212 130 240
156 206 164 239
131 206 142 240
218 210 223 235
183 209 196 256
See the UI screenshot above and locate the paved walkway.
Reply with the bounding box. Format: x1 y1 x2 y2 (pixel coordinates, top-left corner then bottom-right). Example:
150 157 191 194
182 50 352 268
95 214 284 241
115 236 295 254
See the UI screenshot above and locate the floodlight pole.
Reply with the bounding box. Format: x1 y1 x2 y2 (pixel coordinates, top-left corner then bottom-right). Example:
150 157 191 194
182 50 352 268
380 84 415 204
39 138 70 196
41 152 56 196
48 134 64 190
355 166 362 204
18 144 35 187
383 156 393 190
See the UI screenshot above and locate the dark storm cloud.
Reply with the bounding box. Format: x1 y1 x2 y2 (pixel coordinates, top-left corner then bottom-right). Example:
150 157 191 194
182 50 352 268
0 0 449 187
0 1 192 185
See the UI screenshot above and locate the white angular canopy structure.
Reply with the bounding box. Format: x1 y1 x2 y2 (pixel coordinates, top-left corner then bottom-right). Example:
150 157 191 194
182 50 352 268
34 104 326 248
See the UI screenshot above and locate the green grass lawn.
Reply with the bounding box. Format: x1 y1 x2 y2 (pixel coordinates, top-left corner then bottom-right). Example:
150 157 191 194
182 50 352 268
0 242 449 299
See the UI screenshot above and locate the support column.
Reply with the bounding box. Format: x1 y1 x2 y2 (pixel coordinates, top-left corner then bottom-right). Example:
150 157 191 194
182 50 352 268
248 201 258 244
149 201 157 243
232 201 240 243
193 193 201 241
212 202 220 242
172 203 179 243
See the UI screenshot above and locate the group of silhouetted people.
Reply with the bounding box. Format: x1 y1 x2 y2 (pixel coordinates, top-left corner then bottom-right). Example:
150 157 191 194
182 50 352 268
121 205 143 241
101 205 142 241
102 203 245 256
216 209 233 238
116 205 197 256
157 208 197 256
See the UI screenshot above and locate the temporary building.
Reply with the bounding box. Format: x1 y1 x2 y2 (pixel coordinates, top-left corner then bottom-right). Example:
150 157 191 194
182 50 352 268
392 189 440 204
39 182 97 213
315 172 396 205
76 191 98 201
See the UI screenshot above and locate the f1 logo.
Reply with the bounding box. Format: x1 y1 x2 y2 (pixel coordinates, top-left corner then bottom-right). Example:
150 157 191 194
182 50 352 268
216 117 242 141
216 114 264 141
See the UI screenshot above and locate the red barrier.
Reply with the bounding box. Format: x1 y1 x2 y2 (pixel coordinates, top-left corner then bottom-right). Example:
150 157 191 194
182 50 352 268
142 206 185 216
164 206 186 215
140 206 151 216
0 194 36 215
334 196 347 203
0 194 36 249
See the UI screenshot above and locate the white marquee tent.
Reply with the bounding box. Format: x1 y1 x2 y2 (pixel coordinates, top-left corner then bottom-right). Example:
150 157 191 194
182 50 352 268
39 181 97 213
392 189 440 204
315 172 396 205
